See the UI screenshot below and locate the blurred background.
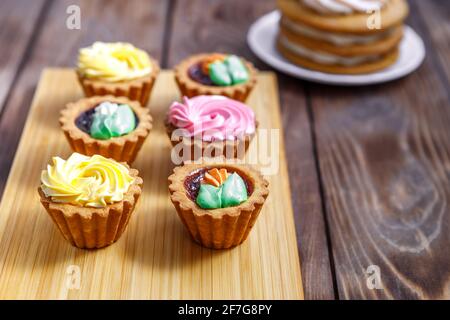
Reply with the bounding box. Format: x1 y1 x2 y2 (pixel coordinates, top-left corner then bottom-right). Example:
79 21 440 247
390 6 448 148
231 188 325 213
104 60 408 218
0 0 449 300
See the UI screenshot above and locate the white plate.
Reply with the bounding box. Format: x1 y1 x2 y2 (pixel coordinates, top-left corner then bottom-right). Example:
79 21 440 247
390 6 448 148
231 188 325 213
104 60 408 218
247 11 425 86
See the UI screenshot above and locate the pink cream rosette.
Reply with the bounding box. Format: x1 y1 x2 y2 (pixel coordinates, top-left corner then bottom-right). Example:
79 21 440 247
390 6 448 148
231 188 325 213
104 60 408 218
165 95 257 161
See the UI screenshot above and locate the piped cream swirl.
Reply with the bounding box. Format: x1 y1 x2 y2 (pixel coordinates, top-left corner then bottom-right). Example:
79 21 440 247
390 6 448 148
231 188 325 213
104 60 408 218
40 153 135 208
78 42 152 82
168 95 256 141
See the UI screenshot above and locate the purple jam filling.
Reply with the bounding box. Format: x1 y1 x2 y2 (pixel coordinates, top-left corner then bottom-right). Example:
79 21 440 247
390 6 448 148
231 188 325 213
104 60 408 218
75 108 96 134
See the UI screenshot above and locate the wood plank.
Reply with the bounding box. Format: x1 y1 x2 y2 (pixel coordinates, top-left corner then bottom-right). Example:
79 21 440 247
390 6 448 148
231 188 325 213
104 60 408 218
0 69 303 299
413 0 450 86
309 8 450 299
167 0 336 299
0 0 169 200
280 77 337 299
0 0 47 114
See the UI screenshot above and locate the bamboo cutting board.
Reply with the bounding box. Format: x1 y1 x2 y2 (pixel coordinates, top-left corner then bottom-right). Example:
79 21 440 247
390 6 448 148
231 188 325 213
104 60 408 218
0 69 303 299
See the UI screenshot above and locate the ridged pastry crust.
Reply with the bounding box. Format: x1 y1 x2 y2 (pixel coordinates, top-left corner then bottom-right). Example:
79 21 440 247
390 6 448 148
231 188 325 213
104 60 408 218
38 166 143 249
174 53 258 102
60 95 152 163
168 163 269 249
77 56 160 107
164 119 257 162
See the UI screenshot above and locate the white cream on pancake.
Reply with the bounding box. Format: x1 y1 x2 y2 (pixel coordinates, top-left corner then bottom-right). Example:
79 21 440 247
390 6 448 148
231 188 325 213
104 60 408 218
279 35 381 66
282 17 394 46
301 0 388 15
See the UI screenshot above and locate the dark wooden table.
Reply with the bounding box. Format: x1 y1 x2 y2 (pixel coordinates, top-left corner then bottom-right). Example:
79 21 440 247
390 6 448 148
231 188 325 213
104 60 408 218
0 0 449 300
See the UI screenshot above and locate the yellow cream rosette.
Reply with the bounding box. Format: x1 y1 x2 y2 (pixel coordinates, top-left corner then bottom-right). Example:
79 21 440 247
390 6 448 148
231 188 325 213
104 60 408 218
40 153 135 208
78 42 152 82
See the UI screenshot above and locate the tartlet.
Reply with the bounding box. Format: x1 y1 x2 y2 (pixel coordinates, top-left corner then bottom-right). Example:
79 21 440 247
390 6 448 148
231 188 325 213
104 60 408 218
168 163 269 249
165 95 257 163
174 53 257 102
60 95 152 163
76 42 160 106
38 153 143 249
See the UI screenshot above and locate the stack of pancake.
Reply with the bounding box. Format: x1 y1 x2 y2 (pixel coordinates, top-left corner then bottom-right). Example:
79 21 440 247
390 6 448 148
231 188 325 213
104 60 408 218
276 0 409 74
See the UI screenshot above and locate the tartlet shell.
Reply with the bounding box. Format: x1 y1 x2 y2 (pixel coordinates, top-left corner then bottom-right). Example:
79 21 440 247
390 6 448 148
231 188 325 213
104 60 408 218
164 119 257 162
60 95 152 163
168 163 269 249
174 53 258 102
77 57 160 107
38 166 143 249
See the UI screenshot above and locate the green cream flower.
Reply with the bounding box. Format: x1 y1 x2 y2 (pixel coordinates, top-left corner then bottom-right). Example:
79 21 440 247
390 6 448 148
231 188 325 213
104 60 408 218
90 102 136 140
196 172 248 209
208 55 249 86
